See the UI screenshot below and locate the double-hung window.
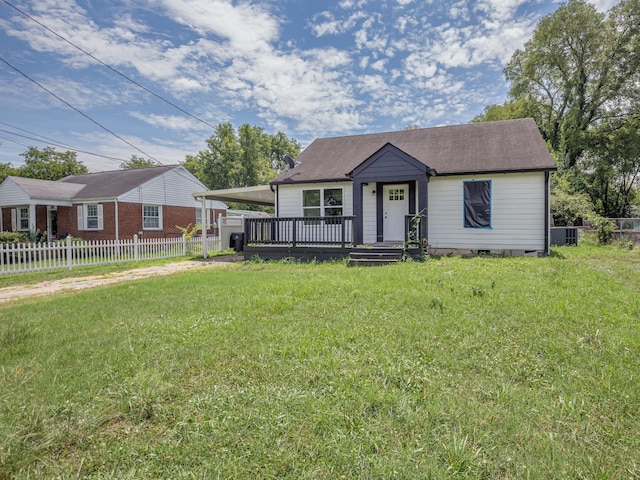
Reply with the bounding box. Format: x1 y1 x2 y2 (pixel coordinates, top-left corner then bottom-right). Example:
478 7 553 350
18 207 29 230
78 204 103 230
86 204 99 229
463 180 491 228
12 207 29 231
303 188 343 223
143 205 162 230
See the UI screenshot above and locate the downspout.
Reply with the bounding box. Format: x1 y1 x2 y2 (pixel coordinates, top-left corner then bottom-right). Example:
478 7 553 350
544 171 550 256
114 198 120 241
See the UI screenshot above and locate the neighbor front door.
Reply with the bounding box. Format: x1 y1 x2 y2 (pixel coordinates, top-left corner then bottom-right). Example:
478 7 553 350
383 184 409 242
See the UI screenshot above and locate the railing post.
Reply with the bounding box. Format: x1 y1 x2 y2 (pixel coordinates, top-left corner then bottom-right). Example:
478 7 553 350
341 217 346 248
292 218 297 247
134 234 139 261
66 235 72 271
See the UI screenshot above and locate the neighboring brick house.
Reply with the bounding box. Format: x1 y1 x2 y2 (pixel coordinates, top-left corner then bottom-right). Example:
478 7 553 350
0 165 226 241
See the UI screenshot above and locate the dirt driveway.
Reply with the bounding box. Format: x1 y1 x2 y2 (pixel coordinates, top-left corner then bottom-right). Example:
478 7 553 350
0 255 243 304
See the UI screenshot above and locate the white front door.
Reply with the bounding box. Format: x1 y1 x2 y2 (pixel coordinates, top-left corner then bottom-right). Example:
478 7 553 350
383 184 409 242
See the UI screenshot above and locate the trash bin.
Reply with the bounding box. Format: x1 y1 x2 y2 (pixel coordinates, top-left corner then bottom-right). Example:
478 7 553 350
230 232 244 252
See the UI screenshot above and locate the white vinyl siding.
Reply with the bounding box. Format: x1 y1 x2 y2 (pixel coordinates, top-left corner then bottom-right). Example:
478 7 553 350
143 205 162 230
428 173 546 251
277 182 353 218
118 166 224 210
362 183 377 243
0 178 31 205
77 204 104 231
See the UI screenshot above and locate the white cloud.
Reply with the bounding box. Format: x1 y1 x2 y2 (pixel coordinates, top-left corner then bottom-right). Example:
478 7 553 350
128 112 204 131
158 0 279 54
586 0 619 10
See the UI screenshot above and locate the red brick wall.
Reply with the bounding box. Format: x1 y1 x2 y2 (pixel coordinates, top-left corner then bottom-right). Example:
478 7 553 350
58 202 225 241
36 206 48 233
1 208 10 232
2 203 226 240
0 206 46 234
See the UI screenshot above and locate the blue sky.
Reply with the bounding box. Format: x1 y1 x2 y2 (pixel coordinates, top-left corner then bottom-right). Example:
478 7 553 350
0 0 618 171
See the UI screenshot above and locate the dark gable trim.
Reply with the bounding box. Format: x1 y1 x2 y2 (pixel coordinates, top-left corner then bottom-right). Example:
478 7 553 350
436 167 557 177
271 177 350 186
348 142 435 180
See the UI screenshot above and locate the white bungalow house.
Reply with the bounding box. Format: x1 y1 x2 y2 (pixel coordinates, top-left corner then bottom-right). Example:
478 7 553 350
194 119 556 260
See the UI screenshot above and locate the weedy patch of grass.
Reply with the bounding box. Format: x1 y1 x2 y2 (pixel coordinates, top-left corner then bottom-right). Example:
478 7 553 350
0 250 235 289
0 244 639 478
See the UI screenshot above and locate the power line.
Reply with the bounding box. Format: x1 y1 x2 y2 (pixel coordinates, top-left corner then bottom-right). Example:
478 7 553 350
2 0 217 131
0 133 31 149
0 123 129 164
0 55 161 163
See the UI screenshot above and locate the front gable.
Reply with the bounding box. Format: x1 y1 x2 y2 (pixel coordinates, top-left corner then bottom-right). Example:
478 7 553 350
348 143 435 183
0 177 31 206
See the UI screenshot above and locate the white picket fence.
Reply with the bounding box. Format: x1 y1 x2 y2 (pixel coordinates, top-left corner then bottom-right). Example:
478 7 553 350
0 234 220 275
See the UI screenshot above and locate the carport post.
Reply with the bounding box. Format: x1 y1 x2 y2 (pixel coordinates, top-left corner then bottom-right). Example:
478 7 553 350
201 196 208 259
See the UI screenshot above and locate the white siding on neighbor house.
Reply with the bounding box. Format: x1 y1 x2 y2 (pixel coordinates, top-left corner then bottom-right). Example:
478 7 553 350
428 172 547 251
118 166 220 209
362 183 377 243
277 181 354 217
0 178 30 206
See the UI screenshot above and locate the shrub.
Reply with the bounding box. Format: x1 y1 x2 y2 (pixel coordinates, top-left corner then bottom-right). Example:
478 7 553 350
587 214 616 245
0 232 26 245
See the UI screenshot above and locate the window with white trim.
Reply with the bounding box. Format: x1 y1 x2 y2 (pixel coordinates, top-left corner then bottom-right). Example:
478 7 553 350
86 204 99 229
463 180 491 228
12 207 29 231
302 188 343 218
143 205 162 230
18 207 29 230
78 204 103 231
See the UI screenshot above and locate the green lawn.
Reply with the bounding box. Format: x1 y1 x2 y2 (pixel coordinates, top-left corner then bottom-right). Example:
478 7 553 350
1 244 639 478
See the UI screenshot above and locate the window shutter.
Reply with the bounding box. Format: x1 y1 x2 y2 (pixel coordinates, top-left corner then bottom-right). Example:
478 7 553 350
77 205 84 230
97 204 104 230
11 208 17 231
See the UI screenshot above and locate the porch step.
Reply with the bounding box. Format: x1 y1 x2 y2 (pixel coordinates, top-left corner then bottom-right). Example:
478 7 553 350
347 247 404 267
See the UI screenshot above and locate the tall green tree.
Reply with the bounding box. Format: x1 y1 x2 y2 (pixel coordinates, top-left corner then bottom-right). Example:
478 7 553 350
18 147 88 180
571 115 640 217
0 162 18 183
183 123 300 190
120 155 160 169
475 0 640 217
503 0 640 169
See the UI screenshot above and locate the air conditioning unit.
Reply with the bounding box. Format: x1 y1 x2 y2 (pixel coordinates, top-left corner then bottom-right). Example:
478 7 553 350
550 227 578 246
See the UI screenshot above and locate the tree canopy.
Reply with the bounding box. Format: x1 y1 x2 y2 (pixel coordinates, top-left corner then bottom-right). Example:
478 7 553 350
183 123 301 191
0 147 89 183
120 155 160 169
474 0 640 217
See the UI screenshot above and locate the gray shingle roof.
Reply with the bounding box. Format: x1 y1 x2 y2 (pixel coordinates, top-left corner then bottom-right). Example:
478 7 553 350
9 176 85 200
59 165 177 199
272 118 555 184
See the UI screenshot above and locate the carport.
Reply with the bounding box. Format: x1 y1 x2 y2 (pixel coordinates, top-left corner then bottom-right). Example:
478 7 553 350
192 185 275 258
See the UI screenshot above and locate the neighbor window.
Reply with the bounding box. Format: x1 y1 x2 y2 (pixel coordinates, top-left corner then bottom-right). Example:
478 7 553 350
18 207 29 230
77 204 103 231
86 204 99 229
302 188 343 218
143 205 162 230
463 180 491 228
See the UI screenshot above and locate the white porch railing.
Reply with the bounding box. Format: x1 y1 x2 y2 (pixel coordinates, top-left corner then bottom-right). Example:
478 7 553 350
0 234 220 275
